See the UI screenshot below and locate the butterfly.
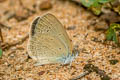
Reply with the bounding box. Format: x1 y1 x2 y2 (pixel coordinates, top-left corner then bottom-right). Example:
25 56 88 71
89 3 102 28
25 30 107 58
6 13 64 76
27 13 78 66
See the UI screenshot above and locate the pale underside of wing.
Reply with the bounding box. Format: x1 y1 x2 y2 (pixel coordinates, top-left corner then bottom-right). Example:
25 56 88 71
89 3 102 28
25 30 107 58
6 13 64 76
29 13 73 55
27 13 76 65
28 34 68 65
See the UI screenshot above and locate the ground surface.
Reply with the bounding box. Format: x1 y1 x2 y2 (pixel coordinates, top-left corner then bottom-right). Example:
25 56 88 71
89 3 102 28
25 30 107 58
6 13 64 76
0 0 120 80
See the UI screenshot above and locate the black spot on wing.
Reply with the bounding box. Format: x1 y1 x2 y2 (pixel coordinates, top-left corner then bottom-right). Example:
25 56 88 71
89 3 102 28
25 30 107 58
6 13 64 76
31 17 40 36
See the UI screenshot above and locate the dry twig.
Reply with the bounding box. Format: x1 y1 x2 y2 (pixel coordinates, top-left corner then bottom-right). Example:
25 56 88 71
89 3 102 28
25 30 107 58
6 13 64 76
71 64 111 80
0 28 3 42
0 22 11 30
70 71 90 80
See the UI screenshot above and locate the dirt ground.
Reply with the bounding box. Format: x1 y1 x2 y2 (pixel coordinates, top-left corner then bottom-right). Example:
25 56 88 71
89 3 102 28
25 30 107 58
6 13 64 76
0 0 120 80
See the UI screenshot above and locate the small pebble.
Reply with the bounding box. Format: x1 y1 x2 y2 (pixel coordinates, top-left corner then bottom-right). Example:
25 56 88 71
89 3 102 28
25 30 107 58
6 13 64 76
39 0 52 10
95 21 108 30
38 71 45 76
67 26 76 30
15 65 22 71
15 8 29 21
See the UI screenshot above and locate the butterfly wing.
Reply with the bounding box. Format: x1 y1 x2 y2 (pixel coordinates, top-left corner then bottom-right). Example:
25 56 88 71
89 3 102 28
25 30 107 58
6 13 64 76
28 34 69 65
30 13 73 55
27 13 73 65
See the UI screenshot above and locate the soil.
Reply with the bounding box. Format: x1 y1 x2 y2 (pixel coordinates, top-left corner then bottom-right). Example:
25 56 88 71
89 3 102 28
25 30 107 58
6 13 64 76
0 0 120 80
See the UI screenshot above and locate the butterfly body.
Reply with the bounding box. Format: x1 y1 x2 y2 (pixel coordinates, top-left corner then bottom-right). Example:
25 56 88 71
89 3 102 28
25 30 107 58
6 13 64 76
27 13 78 66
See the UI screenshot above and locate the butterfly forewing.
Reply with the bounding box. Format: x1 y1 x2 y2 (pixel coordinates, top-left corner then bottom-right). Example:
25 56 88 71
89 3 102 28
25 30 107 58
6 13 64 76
30 13 72 54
